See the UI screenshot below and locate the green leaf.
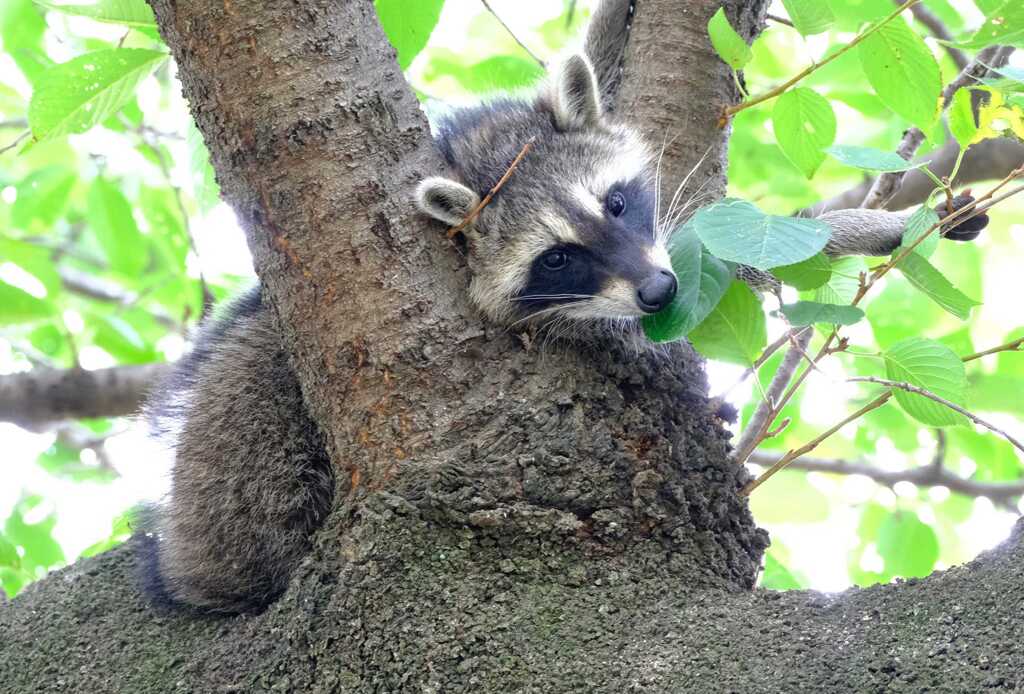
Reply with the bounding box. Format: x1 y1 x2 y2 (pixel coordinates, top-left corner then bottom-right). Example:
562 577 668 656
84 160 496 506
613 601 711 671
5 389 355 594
760 552 805 590
692 198 832 270
772 88 836 178
781 0 834 35
11 166 76 231
894 251 980 320
0 279 55 324
1 0 46 55
825 145 924 172
771 252 831 290
91 313 159 363
707 7 752 70
87 177 147 275
781 301 864 326
34 0 156 27
186 120 220 213
374 0 445 70
813 256 866 305
876 511 939 578
884 337 967 426
4 496 64 572
948 88 978 149
687 281 767 365
642 226 732 343
958 1 1024 49
28 48 166 142
0 238 62 296
37 441 116 482
857 17 942 132
899 206 940 258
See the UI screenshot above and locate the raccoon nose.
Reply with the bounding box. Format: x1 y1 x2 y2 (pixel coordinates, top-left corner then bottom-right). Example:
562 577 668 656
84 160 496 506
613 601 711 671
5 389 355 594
636 271 677 313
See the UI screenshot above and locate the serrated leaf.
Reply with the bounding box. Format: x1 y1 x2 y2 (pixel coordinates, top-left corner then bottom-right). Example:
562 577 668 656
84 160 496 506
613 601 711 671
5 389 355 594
375 0 444 70
0 279 55 324
814 256 866 305
899 206 940 258
781 301 864 326
773 88 836 178
857 17 942 132
34 0 156 27
771 252 831 290
87 177 147 275
948 87 979 148
28 48 166 142
884 337 967 426
642 226 733 343
708 7 752 70
687 281 767 365
781 0 834 36
692 198 831 270
825 145 925 172
876 511 939 578
894 251 980 320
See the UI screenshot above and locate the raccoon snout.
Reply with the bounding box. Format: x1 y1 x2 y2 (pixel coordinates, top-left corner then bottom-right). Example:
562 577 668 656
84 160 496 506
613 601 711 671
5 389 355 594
636 271 677 313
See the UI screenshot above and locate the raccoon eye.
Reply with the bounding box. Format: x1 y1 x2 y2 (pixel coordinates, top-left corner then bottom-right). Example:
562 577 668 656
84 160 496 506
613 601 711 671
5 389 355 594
541 250 569 270
606 190 627 217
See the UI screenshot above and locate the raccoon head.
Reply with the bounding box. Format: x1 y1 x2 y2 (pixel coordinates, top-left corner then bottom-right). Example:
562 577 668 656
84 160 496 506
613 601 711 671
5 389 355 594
416 54 676 327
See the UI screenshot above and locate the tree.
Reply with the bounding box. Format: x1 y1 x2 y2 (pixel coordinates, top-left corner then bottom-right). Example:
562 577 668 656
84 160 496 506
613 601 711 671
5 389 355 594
1 0 1023 691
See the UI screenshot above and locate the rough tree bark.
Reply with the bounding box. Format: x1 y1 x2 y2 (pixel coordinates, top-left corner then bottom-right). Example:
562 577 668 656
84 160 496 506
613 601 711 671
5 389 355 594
1 1 1022 692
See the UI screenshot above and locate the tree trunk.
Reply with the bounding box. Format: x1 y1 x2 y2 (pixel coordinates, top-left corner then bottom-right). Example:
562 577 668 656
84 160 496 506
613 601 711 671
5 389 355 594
2 1 1022 692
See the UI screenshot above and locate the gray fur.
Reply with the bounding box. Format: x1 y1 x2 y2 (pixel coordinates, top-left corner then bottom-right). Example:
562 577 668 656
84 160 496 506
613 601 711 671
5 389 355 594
144 287 334 613
819 208 914 257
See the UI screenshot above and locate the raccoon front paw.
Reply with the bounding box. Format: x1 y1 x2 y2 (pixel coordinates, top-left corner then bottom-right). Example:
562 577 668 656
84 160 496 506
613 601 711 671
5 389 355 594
935 192 989 242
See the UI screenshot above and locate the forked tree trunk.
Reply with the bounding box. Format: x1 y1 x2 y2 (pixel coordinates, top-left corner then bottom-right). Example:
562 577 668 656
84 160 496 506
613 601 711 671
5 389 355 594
1 2 1022 692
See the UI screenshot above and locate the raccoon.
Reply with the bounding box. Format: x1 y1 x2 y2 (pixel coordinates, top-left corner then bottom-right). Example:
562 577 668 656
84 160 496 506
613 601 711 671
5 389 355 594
140 21 988 614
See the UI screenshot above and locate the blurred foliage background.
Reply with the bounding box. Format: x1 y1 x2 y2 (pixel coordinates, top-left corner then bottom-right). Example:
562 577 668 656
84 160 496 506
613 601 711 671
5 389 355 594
0 0 1021 598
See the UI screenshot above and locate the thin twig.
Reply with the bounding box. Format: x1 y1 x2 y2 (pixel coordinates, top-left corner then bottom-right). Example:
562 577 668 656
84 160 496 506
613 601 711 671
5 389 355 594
741 392 893 496
963 336 1024 362
722 0 921 122
902 0 967 70
0 130 30 155
480 0 545 68
848 377 1024 454
733 327 812 465
447 138 534 238
713 327 809 400
747 450 1024 508
766 13 794 28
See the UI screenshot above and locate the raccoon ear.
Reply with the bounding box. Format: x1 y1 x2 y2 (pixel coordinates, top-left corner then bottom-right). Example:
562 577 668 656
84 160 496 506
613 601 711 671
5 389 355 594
549 54 603 131
416 177 481 226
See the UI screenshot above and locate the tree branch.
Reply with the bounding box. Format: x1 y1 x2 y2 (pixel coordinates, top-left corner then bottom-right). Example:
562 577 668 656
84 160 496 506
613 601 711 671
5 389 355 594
0 363 168 428
748 450 1024 506
861 45 1010 209
903 0 967 70
804 136 1024 215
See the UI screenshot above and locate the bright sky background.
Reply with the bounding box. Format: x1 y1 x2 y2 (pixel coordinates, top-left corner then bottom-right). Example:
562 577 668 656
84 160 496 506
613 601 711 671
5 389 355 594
1 0 1021 592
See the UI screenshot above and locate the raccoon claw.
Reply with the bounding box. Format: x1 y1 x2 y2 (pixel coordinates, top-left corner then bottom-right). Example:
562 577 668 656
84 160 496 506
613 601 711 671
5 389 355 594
934 193 989 242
